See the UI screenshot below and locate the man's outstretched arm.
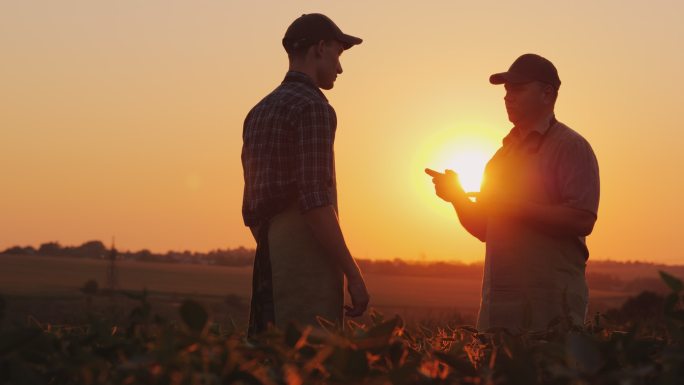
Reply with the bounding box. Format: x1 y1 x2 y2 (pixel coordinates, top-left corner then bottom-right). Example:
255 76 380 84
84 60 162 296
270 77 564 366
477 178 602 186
427 169 488 242
302 205 370 317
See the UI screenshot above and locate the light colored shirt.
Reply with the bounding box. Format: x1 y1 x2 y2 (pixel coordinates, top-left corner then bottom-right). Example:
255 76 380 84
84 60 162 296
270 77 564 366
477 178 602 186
477 117 600 331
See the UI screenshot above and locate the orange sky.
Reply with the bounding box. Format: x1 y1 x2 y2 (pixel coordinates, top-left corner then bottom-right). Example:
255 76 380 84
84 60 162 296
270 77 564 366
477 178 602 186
2 1 683 264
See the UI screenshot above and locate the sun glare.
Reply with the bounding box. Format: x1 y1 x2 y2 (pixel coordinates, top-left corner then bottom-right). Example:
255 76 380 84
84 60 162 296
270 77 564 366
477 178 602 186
414 125 500 197
439 150 490 192
426 146 491 193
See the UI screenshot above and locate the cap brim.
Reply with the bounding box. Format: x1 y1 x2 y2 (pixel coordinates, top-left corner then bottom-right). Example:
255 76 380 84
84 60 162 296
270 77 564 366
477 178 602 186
489 71 532 85
337 33 362 50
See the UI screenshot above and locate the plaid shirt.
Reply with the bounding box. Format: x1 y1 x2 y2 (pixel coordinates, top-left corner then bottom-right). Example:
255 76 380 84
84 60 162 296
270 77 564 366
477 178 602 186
241 71 337 227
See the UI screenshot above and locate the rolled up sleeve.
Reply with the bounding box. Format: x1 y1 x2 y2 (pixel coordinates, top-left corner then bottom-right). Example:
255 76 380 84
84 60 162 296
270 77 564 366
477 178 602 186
555 138 600 216
295 102 337 212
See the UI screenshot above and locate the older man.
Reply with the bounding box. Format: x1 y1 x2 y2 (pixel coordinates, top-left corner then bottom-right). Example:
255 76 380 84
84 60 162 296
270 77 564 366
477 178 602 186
428 54 600 331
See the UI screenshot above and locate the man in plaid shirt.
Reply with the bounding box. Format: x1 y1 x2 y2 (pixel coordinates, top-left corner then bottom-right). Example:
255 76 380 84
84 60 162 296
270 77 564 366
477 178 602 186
242 14 369 335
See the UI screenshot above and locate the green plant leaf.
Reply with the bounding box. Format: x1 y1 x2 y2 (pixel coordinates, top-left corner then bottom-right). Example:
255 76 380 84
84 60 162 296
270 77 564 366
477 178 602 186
659 271 683 293
284 322 302 348
0 294 5 321
566 332 604 375
179 299 208 332
6 357 45 385
664 292 679 314
0 328 42 355
433 351 478 376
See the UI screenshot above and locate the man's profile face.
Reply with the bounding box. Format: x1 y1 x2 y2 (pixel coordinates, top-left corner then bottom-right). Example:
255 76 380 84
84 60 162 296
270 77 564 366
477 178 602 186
315 40 344 90
503 81 549 125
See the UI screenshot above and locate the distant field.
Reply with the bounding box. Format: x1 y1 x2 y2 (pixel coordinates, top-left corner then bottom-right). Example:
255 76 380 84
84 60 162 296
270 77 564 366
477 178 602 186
0 253 252 297
0 254 484 324
0 254 481 308
0 254 660 327
587 260 684 280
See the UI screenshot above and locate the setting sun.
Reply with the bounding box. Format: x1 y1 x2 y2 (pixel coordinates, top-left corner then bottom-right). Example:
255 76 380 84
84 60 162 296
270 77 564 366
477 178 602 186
414 125 501 194
436 149 490 193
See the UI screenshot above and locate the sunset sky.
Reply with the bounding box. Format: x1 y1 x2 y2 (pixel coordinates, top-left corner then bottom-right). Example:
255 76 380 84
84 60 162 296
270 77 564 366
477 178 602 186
2 0 683 264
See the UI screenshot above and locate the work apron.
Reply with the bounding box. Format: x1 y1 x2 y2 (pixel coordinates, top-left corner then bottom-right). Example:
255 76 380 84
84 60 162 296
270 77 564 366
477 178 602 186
248 204 344 335
477 130 589 332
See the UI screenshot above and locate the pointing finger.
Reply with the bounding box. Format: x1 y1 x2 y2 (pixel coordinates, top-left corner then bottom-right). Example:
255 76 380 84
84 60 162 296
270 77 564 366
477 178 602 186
425 168 443 178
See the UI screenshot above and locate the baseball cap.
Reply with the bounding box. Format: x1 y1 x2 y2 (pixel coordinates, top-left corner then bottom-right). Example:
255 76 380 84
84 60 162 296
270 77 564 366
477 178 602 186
489 54 561 90
282 13 362 53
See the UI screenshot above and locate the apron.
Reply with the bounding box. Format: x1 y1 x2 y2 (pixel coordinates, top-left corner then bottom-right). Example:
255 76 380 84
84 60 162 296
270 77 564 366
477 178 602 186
248 204 344 335
477 124 589 331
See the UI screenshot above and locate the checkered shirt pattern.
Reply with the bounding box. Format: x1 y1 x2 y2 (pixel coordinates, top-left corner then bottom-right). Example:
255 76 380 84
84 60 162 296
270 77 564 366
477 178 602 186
241 71 337 227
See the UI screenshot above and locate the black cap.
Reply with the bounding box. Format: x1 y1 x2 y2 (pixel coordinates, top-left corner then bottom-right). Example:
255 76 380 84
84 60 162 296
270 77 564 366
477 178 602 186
489 54 561 90
282 13 362 53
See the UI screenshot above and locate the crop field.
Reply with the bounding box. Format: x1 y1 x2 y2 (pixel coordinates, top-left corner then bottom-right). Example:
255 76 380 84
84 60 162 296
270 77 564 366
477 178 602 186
0 254 638 327
1 254 483 327
1 253 683 384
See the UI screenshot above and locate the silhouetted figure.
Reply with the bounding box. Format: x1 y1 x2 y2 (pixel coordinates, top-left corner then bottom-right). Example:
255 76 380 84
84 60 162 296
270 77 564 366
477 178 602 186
428 54 600 331
242 14 369 336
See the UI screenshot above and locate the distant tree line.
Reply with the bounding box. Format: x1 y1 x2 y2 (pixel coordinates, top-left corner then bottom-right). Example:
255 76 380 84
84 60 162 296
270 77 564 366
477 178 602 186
1 241 484 275
1 240 255 267
355 259 484 279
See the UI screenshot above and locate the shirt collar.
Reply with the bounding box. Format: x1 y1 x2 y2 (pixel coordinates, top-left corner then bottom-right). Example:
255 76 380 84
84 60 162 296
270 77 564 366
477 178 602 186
282 71 328 101
530 113 555 136
502 114 557 152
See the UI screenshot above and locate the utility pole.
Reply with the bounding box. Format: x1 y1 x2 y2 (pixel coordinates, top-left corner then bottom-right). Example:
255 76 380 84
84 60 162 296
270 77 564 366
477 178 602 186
106 237 119 293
